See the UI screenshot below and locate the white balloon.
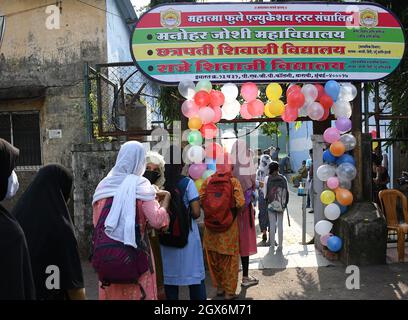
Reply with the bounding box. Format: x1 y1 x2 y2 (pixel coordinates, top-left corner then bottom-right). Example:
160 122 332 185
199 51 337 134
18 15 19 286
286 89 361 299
301 84 318 103
324 203 341 220
333 100 352 119
222 100 240 120
187 145 205 163
307 102 325 121
339 178 352 190
336 163 357 181
339 134 357 151
316 164 336 181
315 220 333 235
338 83 357 102
221 83 239 102
178 80 196 100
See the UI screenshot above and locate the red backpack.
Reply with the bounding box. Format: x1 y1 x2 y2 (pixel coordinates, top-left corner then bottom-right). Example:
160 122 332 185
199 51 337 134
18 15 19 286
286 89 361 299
202 172 236 232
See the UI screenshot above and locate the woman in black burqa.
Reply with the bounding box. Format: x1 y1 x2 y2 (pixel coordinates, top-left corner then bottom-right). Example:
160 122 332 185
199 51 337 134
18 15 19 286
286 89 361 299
0 138 35 300
14 164 86 300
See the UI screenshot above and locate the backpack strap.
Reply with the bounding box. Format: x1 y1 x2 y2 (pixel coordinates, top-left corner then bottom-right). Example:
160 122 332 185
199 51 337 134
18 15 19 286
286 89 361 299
177 176 193 230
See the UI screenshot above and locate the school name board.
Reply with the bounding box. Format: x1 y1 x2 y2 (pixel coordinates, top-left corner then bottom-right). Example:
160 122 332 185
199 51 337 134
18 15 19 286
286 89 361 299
130 2 405 84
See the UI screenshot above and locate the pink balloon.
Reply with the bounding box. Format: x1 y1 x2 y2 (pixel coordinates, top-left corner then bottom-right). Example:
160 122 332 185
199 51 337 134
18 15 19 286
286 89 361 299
241 82 258 102
181 100 199 118
212 106 222 123
240 103 253 119
247 99 264 117
320 233 333 246
282 104 298 122
286 84 301 97
323 127 341 144
315 84 325 101
327 177 340 190
198 107 215 124
287 91 305 109
209 90 225 109
188 163 207 180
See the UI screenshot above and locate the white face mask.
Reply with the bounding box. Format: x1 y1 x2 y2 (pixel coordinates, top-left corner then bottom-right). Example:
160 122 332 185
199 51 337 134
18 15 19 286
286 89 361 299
5 170 19 200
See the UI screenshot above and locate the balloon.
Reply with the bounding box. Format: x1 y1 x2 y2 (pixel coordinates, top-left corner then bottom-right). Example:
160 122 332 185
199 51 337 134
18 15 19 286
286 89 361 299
200 123 218 139
212 106 222 123
195 178 204 192
323 127 340 144
202 169 215 180
371 130 377 139
319 94 334 110
327 176 340 190
315 84 325 101
282 104 298 122
337 203 348 214
221 83 239 102
181 100 199 118
336 154 356 166
264 103 275 118
188 117 202 130
372 141 379 151
187 145 205 163
298 104 308 117
335 117 352 133
241 82 259 102
339 179 352 190
339 134 357 151
287 91 305 109
286 84 301 97
317 164 336 181
189 163 207 180
307 102 325 120
321 190 336 205
323 149 337 164
338 83 357 102
324 80 340 101
205 142 223 159
320 233 333 246
194 90 210 107
266 83 283 101
327 236 342 252
301 84 318 103
178 80 196 100
209 90 225 109
324 203 341 220
187 130 203 146
222 100 241 120
315 220 333 235
195 80 212 93
240 102 253 119
330 141 346 157
336 162 357 181
198 107 215 124
335 188 354 206
268 100 285 116
333 100 352 119
247 99 264 117
319 107 330 121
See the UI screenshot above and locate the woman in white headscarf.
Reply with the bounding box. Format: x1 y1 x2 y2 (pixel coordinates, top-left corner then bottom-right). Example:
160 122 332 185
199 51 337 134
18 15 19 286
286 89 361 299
92 141 170 300
256 154 272 243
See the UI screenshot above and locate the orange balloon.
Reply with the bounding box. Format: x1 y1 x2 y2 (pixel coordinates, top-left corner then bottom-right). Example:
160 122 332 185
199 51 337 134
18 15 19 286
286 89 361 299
336 188 353 206
188 117 202 130
330 141 346 157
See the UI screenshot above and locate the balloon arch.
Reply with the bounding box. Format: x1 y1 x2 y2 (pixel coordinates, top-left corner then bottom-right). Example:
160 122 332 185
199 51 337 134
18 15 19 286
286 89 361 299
179 79 359 253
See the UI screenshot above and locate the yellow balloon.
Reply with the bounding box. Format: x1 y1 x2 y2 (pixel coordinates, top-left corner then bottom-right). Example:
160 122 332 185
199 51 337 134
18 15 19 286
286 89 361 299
266 83 283 101
267 100 285 116
372 141 379 151
188 117 202 130
264 103 276 118
320 190 335 205
195 178 204 192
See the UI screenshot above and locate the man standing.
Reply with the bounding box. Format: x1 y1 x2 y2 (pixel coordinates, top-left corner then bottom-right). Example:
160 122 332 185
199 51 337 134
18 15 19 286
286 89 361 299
271 147 280 162
306 149 314 213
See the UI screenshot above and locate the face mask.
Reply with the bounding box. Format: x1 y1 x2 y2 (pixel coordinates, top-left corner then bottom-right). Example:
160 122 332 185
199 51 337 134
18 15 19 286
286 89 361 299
5 170 19 200
143 170 161 185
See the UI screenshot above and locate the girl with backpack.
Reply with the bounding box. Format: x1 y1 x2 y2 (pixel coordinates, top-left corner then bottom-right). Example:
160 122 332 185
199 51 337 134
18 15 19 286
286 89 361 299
92 141 170 300
231 140 259 288
262 161 289 251
159 152 206 300
200 153 245 300
256 154 272 244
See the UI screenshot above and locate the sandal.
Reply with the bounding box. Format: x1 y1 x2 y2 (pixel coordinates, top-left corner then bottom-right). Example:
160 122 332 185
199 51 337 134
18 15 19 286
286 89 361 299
241 275 259 287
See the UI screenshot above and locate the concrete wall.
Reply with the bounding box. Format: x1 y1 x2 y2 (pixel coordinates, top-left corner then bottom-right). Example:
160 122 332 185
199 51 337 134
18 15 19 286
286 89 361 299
288 121 313 173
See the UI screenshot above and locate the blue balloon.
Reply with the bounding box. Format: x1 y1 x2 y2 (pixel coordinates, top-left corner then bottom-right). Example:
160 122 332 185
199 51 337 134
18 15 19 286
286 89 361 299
323 149 337 164
336 154 356 166
324 80 340 101
327 236 342 252
334 201 348 214
205 158 216 171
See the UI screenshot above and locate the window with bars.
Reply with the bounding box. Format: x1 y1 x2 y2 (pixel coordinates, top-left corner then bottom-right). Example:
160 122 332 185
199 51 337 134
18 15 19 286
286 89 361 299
0 112 42 166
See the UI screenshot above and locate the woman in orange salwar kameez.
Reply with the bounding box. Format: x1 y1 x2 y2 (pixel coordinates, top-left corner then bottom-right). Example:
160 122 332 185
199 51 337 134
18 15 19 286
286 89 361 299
92 141 170 300
199 153 245 300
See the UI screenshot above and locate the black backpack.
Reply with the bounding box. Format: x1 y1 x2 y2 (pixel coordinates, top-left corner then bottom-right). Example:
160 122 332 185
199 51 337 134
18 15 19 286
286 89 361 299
159 177 191 248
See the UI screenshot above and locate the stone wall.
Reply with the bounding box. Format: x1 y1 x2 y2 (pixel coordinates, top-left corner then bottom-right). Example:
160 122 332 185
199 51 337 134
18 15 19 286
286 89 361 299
71 142 121 258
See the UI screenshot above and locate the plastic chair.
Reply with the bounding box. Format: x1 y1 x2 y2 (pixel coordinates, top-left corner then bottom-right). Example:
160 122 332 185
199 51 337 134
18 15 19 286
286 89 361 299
378 189 408 262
